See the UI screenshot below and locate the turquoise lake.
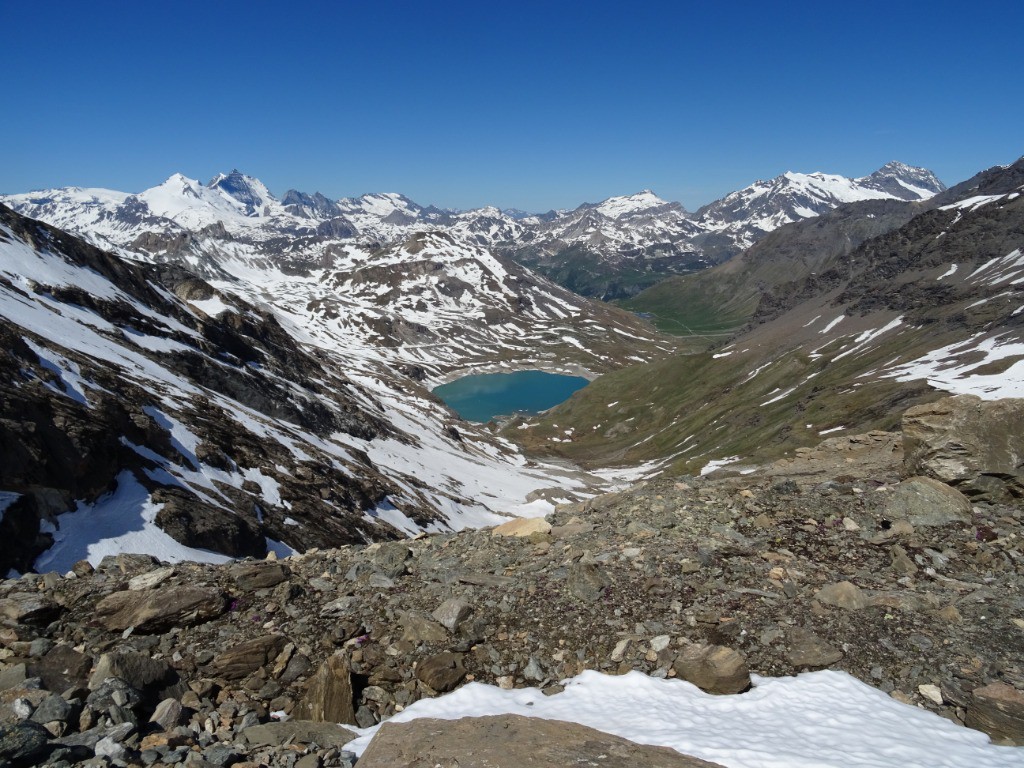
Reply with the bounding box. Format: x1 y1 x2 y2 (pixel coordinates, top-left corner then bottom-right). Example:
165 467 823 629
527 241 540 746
432 370 589 422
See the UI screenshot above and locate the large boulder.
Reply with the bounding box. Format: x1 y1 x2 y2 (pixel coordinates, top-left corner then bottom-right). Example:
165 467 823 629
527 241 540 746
356 714 725 768
884 477 973 527
672 644 750 695
902 395 1024 501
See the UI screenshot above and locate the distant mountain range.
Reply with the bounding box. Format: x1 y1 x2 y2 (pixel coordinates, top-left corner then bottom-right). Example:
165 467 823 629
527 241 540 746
2 162 945 300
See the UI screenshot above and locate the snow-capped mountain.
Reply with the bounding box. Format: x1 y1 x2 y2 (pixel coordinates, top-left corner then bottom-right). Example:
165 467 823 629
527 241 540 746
690 162 946 259
500 166 943 299
0 202 656 574
515 158 1023 475
0 174 672 380
1 162 945 305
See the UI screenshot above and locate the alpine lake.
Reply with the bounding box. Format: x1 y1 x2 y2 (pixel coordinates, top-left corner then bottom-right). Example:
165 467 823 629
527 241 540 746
431 370 589 423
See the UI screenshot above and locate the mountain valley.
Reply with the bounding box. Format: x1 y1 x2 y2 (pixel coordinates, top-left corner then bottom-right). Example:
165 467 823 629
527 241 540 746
1 154 1023 765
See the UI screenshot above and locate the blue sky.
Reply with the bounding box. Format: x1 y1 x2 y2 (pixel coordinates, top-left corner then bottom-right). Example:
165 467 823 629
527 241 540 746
4 0 1022 211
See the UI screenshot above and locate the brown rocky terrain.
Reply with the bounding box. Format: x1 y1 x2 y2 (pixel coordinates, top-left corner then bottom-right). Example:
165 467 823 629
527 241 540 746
0 395 1021 766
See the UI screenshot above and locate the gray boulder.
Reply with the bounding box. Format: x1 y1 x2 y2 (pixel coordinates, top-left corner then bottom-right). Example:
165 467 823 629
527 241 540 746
885 477 973 527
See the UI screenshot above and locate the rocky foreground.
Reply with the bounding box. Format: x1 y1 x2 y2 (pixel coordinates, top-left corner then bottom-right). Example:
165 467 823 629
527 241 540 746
0 395 1022 766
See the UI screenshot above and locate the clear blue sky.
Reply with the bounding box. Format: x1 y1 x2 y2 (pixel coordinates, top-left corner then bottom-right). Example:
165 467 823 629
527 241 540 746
4 0 1022 211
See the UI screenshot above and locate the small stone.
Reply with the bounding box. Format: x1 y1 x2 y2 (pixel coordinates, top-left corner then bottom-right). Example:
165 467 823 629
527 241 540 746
0 594 61 626
29 693 72 725
890 545 918 575
610 638 631 662
842 517 860 531
203 744 243 767
416 653 466 693
650 635 671 653
400 612 449 643
89 650 171 691
787 628 843 668
814 581 868 610
149 698 184 730
522 657 544 682
207 634 289 680
229 562 291 591
566 563 609 602
94 735 126 759
0 721 51 765
369 541 412 578
918 684 943 705
431 598 473 633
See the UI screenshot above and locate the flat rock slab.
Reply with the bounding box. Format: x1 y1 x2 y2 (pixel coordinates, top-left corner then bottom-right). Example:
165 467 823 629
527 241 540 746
241 720 357 749
95 585 225 633
492 517 552 537
357 714 725 768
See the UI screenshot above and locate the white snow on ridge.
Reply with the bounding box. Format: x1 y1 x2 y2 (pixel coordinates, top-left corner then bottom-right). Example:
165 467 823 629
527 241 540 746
595 190 670 219
35 471 233 573
344 669 1024 767
819 315 846 334
701 456 740 476
884 333 1024 399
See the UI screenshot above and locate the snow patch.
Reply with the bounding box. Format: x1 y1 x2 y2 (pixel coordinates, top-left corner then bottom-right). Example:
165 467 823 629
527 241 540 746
343 669 1024 767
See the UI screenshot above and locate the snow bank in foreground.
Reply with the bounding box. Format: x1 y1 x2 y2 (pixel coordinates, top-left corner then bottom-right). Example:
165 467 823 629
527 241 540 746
345 669 1024 767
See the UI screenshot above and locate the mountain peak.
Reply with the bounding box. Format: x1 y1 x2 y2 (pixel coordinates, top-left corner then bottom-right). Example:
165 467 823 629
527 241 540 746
207 171 276 216
594 190 673 219
860 162 945 200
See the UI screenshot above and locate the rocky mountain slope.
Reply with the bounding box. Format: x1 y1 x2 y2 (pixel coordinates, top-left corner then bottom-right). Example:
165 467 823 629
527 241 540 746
514 158 1023 475
2 163 943 303
0 202 668 576
0 396 1021 766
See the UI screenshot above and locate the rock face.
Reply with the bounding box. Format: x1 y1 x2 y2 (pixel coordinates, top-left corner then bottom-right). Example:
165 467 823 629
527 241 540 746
903 395 1024 501
966 682 1024 746
356 714 726 768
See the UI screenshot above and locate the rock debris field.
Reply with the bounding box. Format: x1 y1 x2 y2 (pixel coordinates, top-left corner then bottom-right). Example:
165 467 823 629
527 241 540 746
0 396 1023 766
